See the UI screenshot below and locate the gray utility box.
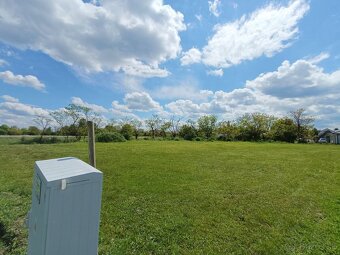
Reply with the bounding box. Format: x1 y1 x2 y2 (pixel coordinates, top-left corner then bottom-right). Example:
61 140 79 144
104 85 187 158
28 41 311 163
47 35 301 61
27 157 103 255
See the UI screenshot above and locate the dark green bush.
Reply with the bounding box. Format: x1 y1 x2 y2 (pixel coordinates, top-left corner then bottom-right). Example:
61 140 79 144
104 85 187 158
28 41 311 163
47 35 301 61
97 132 126 143
19 136 69 144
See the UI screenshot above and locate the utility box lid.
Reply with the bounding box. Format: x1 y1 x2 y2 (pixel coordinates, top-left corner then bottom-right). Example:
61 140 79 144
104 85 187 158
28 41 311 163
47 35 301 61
35 157 102 188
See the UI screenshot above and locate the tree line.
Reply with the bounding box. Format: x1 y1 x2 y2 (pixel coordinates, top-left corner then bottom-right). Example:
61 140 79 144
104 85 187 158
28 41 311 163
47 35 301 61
0 105 318 143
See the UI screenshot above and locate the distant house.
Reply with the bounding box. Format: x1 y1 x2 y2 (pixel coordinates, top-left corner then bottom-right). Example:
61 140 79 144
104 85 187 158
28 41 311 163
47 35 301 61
318 129 340 144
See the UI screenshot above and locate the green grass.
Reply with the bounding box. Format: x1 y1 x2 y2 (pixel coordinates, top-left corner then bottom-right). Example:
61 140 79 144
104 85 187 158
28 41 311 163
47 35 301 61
0 140 339 254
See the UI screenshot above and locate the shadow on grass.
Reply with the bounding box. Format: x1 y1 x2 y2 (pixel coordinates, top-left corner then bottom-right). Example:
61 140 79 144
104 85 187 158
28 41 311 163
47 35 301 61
0 221 16 252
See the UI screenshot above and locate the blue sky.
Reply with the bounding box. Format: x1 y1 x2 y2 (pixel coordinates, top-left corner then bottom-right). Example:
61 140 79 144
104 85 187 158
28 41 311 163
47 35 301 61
0 0 340 128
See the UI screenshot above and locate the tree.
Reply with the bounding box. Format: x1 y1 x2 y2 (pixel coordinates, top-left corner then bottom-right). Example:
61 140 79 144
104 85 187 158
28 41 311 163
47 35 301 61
0 124 9 135
217 121 239 141
269 118 297 143
26 126 40 135
33 115 53 140
179 124 197 140
290 108 314 142
120 123 134 140
160 121 171 139
145 115 162 139
237 113 275 141
130 119 142 140
169 116 182 138
64 104 84 140
198 115 217 139
50 109 70 136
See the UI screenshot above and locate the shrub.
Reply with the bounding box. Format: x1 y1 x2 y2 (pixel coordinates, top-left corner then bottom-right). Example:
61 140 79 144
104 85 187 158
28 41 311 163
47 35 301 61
217 134 227 141
19 136 67 144
97 132 126 143
195 137 202 141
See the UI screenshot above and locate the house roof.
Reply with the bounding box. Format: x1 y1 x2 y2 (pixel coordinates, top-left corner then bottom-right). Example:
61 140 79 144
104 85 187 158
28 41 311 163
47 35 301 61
318 128 340 137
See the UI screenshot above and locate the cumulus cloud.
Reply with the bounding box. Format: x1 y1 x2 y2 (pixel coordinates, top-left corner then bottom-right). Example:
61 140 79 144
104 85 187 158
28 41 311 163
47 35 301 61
111 101 140 120
151 81 213 101
0 70 45 91
180 48 202 66
1 95 19 103
124 92 162 111
207 69 223 77
164 55 340 128
185 0 309 70
0 0 185 77
0 96 50 126
208 0 222 17
71 97 108 113
246 59 340 99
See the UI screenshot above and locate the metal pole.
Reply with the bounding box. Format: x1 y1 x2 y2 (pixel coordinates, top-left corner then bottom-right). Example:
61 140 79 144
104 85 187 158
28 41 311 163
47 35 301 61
87 121 96 168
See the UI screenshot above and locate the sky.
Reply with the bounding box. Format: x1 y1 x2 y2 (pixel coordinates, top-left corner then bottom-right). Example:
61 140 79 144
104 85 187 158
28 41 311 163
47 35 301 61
0 0 340 128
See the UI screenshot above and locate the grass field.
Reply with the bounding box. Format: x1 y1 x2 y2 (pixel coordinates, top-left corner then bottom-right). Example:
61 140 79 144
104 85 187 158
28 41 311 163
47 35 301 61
0 140 339 254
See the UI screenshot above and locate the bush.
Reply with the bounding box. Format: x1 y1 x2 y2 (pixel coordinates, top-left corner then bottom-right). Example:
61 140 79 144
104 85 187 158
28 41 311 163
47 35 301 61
19 136 69 144
97 132 126 143
217 134 227 141
195 137 202 141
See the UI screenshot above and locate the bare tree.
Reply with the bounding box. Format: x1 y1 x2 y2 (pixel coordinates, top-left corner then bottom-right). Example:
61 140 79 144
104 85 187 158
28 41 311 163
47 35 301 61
34 114 53 140
169 116 182 138
50 109 69 136
65 104 82 126
290 108 314 141
145 114 162 139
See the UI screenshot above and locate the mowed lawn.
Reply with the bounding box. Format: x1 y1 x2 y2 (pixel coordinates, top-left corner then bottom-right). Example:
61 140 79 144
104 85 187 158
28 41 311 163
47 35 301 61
0 140 339 255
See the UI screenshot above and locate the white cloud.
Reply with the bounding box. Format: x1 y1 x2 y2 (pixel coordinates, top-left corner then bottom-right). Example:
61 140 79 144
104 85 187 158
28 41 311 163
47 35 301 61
187 0 309 69
208 0 222 17
164 55 340 128
151 80 213 101
0 97 50 127
71 97 108 113
180 48 202 66
246 59 340 99
207 69 223 76
111 101 140 120
1 95 19 103
0 59 8 66
0 70 45 91
306 52 330 64
0 0 186 77
124 92 162 112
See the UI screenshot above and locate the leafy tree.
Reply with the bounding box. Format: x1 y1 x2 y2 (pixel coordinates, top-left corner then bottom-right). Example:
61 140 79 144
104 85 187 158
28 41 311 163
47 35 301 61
26 126 40 135
120 123 134 140
269 118 297 143
145 115 162 139
129 119 143 140
290 108 315 142
179 124 197 140
237 113 275 141
0 124 9 135
217 121 240 141
7 126 22 135
198 115 217 139
160 121 171 139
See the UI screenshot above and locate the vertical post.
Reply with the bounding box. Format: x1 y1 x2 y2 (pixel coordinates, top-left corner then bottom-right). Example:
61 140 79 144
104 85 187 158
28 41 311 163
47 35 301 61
87 121 96 168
